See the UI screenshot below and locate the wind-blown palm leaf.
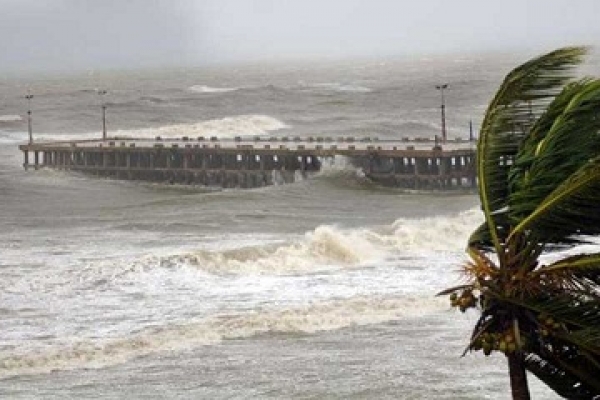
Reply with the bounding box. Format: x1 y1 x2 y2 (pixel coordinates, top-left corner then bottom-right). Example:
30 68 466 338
477 47 587 255
525 354 598 399
467 222 492 249
508 79 594 195
560 329 600 355
509 155 600 243
483 289 600 331
508 79 600 228
539 252 600 288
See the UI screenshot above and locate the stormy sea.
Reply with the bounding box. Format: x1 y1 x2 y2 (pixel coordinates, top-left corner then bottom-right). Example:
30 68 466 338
1 53 585 398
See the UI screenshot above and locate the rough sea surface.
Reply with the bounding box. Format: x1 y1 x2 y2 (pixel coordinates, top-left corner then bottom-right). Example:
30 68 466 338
3 53 594 398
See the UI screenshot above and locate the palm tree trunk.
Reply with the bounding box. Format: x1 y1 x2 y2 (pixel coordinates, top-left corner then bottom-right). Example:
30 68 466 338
508 353 531 400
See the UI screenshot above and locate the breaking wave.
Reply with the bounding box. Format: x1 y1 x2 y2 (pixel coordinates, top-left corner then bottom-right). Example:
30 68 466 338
112 114 288 139
299 82 372 93
24 115 289 142
188 84 240 94
0 114 23 123
172 225 383 274
109 209 482 277
388 208 483 252
0 295 444 379
0 130 27 144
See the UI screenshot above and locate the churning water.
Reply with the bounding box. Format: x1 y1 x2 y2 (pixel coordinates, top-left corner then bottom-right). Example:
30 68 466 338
1 53 581 398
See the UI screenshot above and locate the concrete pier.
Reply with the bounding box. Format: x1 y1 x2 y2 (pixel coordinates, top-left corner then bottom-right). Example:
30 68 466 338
19 136 476 190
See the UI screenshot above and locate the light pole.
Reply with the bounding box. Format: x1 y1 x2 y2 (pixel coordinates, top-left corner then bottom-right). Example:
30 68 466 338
98 89 107 140
26 92 34 144
469 120 474 142
435 84 448 144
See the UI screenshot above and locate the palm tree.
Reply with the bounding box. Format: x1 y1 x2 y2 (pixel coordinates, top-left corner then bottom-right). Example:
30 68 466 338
440 47 600 399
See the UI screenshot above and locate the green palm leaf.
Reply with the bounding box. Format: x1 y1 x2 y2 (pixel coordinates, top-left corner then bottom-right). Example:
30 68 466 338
510 155 600 243
508 79 600 230
508 79 594 195
525 353 600 398
477 47 587 255
540 252 600 288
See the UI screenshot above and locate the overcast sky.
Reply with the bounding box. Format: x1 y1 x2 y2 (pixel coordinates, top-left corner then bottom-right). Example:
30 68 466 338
1 0 599 73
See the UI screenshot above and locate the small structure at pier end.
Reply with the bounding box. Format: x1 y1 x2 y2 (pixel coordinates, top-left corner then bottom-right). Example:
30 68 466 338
19 136 476 190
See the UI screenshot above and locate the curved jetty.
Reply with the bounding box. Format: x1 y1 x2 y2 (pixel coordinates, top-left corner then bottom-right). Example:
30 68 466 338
19 136 476 190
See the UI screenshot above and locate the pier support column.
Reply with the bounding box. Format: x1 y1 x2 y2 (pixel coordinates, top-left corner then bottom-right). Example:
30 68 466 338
23 150 29 170
183 153 189 170
412 157 419 189
34 151 39 170
438 157 447 189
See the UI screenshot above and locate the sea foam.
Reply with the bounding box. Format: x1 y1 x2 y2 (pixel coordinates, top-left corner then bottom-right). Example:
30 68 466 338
23 115 289 143
0 294 445 378
0 114 23 122
113 114 288 139
115 209 482 277
188 85 240 94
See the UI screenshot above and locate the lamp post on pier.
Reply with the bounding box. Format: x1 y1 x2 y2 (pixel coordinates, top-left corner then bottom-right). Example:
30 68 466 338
26 92 34 144
98 89 107 140
435 83 448 144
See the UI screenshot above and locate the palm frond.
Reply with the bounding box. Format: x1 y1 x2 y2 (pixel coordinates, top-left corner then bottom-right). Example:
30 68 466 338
539 252 600 288
508 79 600 231
477 47 587 255
524 353 599 399
467 222 492 249
485 288 600 332
532 298 600 332
508 79 594 195
559 329 600 357
510 155 600 243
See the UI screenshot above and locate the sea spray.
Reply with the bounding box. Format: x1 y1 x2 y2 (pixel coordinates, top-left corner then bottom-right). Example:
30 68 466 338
388 208 483 252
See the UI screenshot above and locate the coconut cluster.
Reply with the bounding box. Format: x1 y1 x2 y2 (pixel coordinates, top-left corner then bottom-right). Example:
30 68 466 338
471 330 523 356
538 313 565 336
449 289 477 312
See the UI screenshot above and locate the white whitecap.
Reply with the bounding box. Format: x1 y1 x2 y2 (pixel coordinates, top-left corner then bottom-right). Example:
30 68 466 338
188 85 239 94
111 114 289 139
303 82 372 93
0 294 444 378
0 114 23 122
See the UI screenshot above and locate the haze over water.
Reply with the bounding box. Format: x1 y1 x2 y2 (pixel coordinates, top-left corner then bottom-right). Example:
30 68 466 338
0 53 582 398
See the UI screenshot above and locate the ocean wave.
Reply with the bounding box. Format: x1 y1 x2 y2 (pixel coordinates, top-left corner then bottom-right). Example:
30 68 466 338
21 115 289 143
109 209 480 277
136 225 382 276
0 130 28 144
111 114 288 139
0 114 23 123
299 82 372 93
0 295 444 379
388 208 483 252
188 84 239 94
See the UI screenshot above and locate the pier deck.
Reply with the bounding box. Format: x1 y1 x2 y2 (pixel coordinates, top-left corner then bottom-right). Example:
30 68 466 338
19 136 477 189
